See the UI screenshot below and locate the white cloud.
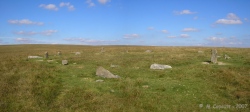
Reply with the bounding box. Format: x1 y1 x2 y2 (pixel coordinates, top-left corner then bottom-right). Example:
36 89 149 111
180 34 189 38
207 36 226 42
244 18 249 22
174 10 196 15
15 38 31 43
182 28 199 32
98 0 111 4
8 19 44 25
167 36 177 38
206 36 242 46
14 30 57 36
64 37 118 45
39 4 58 11
216 19 242 24
41 30 58 36
193 16 198 20
86 0 95 7
59 2 70 7
161 30 168 33
123 34 140 39
227 13 240 20
59 2 75 11
147 27 154 30
215 13 242 24
14 31 37 35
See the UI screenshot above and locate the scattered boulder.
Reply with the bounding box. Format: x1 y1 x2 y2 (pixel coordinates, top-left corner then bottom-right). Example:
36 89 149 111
198 51 204 53
101 47 105 53
96 79 104 82
96 66 120 78
47 60 54 62
62 60 68 65
145 50 152 53
110 89 115 93
150 63 172 70
202 62 209 65
57 51 62 56
218 62 229 65
142 85 149 88
225 54 230 59
75 52 81 55
28 56 43 59
210 49 217 64
110 64 119 68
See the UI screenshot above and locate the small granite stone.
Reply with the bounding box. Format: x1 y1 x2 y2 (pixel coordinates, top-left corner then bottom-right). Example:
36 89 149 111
62 60 68 65
150 64 172 70
96 66 120 78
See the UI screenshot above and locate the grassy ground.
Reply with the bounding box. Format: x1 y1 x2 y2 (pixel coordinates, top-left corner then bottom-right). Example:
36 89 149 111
0 45 249 112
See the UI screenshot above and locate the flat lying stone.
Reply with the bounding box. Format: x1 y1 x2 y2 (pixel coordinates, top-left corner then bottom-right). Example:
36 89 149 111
150 63 172 70
218 62 230 65
110 64 119 68
202 62 210 64
47 60 54 62
198 51 204 53
96 79 104 82
225 54 230 59
96 66 120 78
28 56 43 59
75 52 81 55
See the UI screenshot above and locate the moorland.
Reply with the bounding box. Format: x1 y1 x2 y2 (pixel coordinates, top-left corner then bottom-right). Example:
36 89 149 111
0 45 249 111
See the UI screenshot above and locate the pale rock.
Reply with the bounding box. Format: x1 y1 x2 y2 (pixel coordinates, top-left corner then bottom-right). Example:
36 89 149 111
145 50 152 53
96 66 120 78
75 52 81 55
198 51 204 53
110 64 119 68
225 54 230 59
96 79 104 82
62 60 68 65
202 62 209 64
47 60 54 62
28 56 43 59
210 49 217 64
150 63 172 70
44 51 49 59
142 85 149 88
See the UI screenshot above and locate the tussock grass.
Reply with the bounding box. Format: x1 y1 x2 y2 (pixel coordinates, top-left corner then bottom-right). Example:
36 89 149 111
0 45 249 111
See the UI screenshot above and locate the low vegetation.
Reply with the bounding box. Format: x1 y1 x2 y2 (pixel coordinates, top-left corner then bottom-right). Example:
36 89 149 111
0 45 249 111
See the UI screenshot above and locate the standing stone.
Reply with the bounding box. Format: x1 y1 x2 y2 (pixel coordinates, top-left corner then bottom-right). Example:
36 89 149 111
96 66 120 78
210 49 217 64
101 47 105 53
58 51 61 56
62 60 68 65
44 51 48 59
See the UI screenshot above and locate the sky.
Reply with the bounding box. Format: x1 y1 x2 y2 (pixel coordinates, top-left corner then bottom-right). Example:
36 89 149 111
0 0 250 47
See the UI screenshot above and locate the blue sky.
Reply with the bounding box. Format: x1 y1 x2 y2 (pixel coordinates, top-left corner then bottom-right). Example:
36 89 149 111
1 0 250 47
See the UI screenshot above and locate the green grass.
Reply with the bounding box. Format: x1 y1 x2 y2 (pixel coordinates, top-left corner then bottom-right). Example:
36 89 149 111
0 45 249 112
